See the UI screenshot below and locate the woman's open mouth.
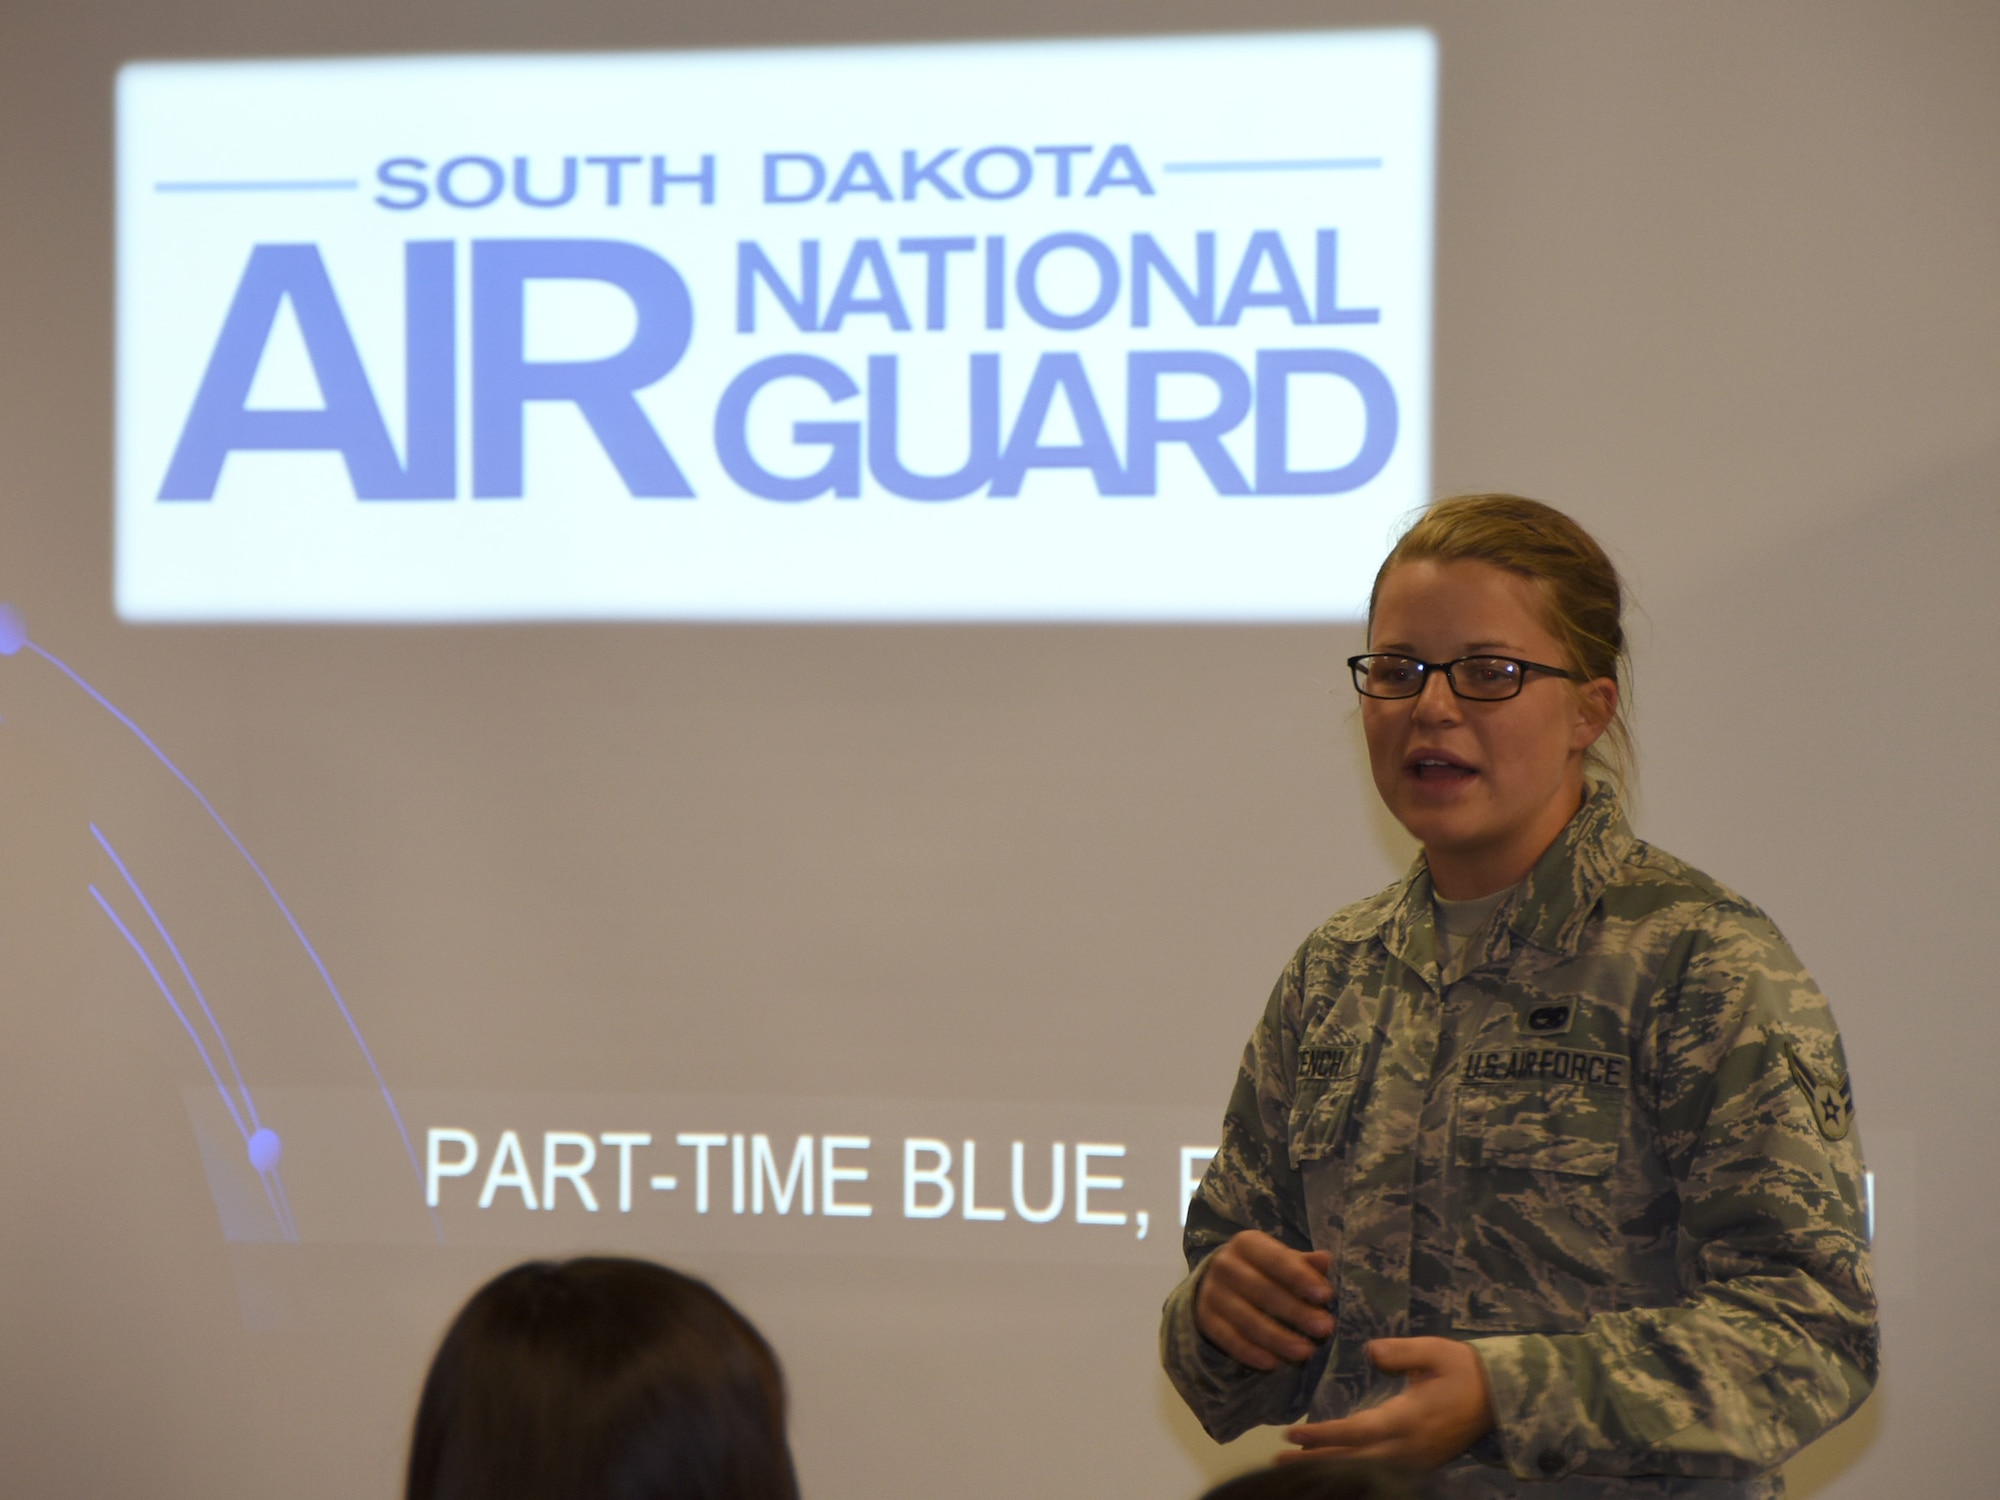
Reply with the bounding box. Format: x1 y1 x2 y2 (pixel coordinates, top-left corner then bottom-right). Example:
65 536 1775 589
1407 752 1476 784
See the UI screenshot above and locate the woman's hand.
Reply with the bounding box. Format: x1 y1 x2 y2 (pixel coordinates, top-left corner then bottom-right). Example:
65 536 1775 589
1279 1337 1495 1470
1194 1230 1335 1369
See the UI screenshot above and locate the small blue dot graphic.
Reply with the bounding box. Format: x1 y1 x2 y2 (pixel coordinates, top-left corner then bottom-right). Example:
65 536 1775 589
248 1128 283 1173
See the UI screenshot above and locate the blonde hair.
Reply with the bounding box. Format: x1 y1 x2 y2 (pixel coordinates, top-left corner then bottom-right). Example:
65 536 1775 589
1367 493 1634 790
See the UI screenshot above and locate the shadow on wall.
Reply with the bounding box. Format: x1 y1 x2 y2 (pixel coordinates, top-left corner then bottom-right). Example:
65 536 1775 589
1638 440 2000 941
1784 1390 1882 1500
1639 446 2000 1500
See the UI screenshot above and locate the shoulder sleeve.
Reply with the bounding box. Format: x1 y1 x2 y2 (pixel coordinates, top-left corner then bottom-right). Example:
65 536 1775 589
1160 942 1324 1441
1472 901 1879 1481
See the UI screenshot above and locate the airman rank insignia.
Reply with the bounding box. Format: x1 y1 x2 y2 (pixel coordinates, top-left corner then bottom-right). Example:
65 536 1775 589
1785 1041 1854 1142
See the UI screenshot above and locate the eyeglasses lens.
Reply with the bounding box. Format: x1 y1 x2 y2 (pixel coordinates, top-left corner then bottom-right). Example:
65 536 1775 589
1455 658 1524 700
1356 657 1422 696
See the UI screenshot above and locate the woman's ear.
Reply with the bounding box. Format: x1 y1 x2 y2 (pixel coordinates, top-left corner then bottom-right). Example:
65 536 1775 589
1571 677 1618 750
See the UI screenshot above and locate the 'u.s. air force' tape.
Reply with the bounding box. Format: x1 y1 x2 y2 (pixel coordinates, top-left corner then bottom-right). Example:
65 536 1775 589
1460 1048 1628 1090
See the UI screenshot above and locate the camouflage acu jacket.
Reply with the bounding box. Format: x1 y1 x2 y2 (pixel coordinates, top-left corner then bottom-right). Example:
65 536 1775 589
1161 785 1877 1498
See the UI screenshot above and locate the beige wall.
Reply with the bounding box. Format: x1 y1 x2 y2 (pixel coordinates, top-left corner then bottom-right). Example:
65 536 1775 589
1 3 1994 1497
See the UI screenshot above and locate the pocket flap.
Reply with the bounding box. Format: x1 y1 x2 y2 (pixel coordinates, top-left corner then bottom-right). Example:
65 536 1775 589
1457 1085 1621 1176
1287 1080 1357 1168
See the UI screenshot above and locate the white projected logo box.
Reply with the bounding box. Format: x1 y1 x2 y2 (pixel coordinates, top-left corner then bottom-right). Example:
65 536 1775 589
116 32 1435 621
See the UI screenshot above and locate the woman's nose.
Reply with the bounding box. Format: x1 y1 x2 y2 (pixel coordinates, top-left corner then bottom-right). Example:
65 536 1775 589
1410 669 1461 722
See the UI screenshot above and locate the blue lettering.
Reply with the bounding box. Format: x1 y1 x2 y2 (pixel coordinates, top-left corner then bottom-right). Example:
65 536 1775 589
400 241 458 498
1314 229 1380 325
437 156 506 209
1125 351 1251 495
1131 233 1215 327
1221 232 1312 326
375 157 428 211
470 239 694 499
764 153 826 204
159 242 452 500
866 353 998 500
738 240 820 333
827 151 894 204
1032 144 1093 197
900 149 963 202
513 155 579 209
984 236 1006 330
1015 233 1119 332
990 352 1124 496
897 237 976 331
964 146 1032 201
1085 144 1154 197
585 155 643 206
650 154 716 206
714 355 861 501
823 239 911 332
1254 349 1398 495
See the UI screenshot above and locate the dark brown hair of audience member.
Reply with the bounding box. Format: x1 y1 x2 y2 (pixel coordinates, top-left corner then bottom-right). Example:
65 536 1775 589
1198 1458 1429 1500
406 1257 798 1500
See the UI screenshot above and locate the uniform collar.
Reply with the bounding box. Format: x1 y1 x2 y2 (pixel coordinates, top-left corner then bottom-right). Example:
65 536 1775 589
1506 780 1633 956
1340 780 1633 968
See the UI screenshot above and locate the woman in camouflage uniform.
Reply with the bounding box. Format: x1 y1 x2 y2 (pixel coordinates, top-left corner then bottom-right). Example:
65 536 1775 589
1161 496 1876 1498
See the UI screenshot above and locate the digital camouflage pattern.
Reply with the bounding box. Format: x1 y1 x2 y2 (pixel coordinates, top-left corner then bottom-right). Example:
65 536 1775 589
1161 784 1877 1498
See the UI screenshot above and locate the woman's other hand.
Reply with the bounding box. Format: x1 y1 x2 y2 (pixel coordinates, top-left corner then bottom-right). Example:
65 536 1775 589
1194 1230 1335 1369
1280 1337 1495 1470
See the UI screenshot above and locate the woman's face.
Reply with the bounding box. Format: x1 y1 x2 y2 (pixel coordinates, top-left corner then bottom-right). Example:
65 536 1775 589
1362 558 1615 899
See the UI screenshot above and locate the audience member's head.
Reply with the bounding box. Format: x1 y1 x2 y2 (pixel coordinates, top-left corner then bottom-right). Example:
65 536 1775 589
1198 1458 1428 1500
406 1256 797 1500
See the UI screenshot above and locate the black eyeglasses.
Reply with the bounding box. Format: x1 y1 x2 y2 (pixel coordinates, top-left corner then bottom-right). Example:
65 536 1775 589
1347 653 1579 701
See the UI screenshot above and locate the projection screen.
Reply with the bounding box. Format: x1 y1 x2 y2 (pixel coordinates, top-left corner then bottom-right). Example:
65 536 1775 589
117 34 1432 621
2 5 1994 1500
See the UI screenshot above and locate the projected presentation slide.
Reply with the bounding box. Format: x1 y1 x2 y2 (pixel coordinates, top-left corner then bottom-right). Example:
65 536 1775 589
116 32 1435 622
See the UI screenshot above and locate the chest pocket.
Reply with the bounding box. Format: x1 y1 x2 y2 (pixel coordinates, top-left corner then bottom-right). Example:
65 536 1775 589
1287 1019 1375 1168
1287 1076 1360 1168
1455 1083 1622 1177
1452 1081 1629 1331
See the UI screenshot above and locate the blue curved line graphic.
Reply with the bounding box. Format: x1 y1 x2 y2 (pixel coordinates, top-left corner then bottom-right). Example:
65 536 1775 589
270 1170 299 1240
91 823 298 1241
92 823 263 1133
90 883 247 1137
29 641 439 1241
90 883 297 1241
